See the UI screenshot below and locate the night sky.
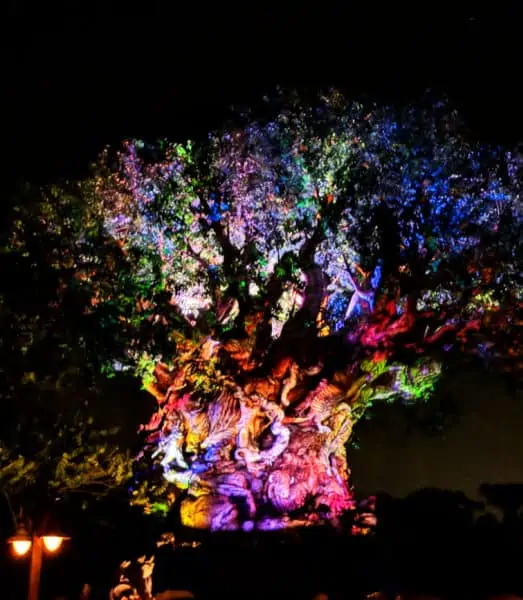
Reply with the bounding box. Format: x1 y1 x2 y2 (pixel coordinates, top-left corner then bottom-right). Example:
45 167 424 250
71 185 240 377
4 3 523 499
350 373 523 502
5 3 523 187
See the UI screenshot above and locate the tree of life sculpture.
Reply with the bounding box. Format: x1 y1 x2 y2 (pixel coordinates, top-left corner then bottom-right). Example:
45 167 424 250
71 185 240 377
88 91 521 531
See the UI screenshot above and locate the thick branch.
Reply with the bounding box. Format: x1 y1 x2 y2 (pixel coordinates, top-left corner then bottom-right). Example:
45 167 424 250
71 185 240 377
198 193 238 277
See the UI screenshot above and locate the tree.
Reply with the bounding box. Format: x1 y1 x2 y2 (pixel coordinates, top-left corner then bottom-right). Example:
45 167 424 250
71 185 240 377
0 183 139 512
8 91 522 531
91 91 522 530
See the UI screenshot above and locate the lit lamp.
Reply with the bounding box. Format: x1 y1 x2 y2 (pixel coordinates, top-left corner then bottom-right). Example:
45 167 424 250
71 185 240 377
42 535 64 553
7 513 70 600
8 524 32 557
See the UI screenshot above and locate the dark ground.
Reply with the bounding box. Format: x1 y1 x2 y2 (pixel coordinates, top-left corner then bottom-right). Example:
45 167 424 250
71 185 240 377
3 491 523 600
1 370 522 599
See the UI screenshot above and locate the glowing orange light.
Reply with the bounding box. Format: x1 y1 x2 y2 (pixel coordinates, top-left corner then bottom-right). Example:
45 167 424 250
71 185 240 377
42 536 63 553
12 539 32 556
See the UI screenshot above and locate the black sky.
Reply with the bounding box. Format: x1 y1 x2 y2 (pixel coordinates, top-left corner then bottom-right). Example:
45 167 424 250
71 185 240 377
4 3 523 189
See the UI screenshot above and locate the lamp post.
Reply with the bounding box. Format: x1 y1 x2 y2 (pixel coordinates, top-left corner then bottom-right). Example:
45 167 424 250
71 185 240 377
7 515 70 600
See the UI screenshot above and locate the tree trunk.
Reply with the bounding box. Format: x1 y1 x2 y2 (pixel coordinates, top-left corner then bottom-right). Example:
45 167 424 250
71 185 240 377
143 353 360 531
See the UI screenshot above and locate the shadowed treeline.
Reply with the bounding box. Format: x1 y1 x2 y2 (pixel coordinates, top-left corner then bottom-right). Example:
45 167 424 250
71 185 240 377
374 483 523 538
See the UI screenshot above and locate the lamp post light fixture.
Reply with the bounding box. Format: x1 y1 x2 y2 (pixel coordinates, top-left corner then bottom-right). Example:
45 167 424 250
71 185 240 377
8 523 32 557
41 535 65 553
7 514 70 600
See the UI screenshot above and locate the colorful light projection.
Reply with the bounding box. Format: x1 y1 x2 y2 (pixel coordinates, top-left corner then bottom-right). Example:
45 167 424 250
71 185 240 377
94 92 522 530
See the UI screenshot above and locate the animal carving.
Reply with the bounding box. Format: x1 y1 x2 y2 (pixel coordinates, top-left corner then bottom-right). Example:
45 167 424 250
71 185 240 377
201 391 239 452
289 379 345 433
143 353 388 529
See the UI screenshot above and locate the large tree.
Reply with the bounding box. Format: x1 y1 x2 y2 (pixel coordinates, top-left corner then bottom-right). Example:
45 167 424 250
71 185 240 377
93 91 521 530
8 91 522 531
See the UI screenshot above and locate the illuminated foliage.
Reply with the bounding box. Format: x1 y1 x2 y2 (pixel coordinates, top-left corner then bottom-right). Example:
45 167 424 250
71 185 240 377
0 183 136 508
0 422 132 499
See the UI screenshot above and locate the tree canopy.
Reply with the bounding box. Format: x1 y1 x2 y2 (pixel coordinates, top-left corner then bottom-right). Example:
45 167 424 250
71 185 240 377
94 92 521 375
